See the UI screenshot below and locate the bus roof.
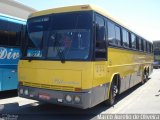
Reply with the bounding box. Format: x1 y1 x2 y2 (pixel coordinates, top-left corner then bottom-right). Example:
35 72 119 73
29 4 120 24
0 13 26 25
29 4 149 42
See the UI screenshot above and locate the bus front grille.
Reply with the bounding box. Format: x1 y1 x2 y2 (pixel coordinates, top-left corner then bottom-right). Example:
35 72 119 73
22 82 74 91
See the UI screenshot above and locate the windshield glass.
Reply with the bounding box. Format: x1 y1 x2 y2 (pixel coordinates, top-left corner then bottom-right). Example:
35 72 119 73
23 12 92 60
26 16 50 58
47 29 90 60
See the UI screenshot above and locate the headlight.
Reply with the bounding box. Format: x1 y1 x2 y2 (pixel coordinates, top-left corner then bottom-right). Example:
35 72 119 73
24 89 29 95
19 88 23 94
74 96 81 103
65 95 72 102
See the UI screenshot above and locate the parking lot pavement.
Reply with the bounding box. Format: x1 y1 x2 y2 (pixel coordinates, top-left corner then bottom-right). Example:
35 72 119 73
0 69 160 120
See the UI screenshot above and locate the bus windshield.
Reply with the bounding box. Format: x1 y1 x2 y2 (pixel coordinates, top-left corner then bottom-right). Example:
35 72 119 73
24 11 92 60
47 29 90 60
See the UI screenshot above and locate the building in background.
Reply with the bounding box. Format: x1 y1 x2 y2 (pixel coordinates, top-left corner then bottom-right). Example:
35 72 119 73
153 41 160 68
0 0 36 19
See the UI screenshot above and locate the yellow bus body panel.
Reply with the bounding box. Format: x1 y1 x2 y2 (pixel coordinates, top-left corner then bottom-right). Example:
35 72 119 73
18 61 95 90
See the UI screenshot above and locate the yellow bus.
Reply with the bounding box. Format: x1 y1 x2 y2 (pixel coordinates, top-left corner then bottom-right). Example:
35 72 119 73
18 5 153 109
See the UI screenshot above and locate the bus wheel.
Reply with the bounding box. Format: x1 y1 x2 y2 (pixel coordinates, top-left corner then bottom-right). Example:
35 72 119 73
146 70 149 81
141 71 147 84
105 80 118 106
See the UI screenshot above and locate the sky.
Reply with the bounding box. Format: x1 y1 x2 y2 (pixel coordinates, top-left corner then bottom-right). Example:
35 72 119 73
15 0 160 42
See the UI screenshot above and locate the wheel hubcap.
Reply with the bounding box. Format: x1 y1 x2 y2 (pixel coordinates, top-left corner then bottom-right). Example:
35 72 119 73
113 85 118 97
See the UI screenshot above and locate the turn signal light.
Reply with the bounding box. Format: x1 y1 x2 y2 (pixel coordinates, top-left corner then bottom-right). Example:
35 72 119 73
81 5 89 9
19 81 23 85
75 88 82 92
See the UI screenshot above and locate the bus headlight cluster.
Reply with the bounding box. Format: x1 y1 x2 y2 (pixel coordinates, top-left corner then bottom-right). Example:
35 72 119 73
19 88 23 94
65 95 81 104
65 95 72 102
19 88 29 96
24 89 29 95
74 96 81 103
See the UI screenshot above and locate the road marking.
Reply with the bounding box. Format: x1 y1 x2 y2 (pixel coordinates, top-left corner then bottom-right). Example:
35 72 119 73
0 97 37 106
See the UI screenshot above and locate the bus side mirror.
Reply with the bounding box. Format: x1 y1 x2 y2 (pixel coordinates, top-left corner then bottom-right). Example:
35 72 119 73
95 24 106 60
96 24 105 41
96 24 106 48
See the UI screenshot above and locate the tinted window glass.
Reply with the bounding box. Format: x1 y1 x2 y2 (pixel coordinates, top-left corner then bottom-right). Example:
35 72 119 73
115 26 121 46
108 21 115 45
27 16 50 49
138 38 141 50
95 14 106 59
131 33 136 49
143 39 146 52
96 15 105 27
147 42 150 53
139 38 144 51
141 39 144 51
0 20 22 47
96 15 105 41
47 30 90 60
146 41 148 52
51 12 92 30
0 19 8 31
122 29 129 48
149 43 151 53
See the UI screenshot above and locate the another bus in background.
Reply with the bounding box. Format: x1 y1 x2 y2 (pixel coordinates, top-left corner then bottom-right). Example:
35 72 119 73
0 14 26 91
153 41 160 69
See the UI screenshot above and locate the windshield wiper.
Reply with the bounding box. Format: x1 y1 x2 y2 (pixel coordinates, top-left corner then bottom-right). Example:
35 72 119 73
56 47 65 63
51 34 65 63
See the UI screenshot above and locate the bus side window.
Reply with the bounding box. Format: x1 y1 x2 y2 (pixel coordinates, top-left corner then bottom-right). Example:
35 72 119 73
149 43 152 53
141 39 144 51
8 22 21 47
107 21 115 45
147 41 150 53
0 19 9 46
0 19 8 31
146 41 148 53
136 36 139 50
131 33 136 49
0 19 22 47
143 39 146 52
95 14 106 60
115 25 121 46
122 29 129 48
138 38 143 51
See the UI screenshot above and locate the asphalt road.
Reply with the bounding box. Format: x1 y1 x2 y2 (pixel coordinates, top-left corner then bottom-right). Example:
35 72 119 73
0 69 160 120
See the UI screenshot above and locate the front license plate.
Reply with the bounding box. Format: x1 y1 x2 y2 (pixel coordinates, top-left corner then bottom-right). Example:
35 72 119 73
39 93 51 100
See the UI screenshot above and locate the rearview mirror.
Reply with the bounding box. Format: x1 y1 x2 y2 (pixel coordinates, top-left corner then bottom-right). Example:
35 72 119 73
96 24 105 41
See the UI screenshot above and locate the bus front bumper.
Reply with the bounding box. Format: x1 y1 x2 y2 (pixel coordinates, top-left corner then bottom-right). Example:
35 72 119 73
18 86 93 109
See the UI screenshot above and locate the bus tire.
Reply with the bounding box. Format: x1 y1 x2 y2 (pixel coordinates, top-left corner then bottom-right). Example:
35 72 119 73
105 79 118 106
146 68 149 81
141 70 147 84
